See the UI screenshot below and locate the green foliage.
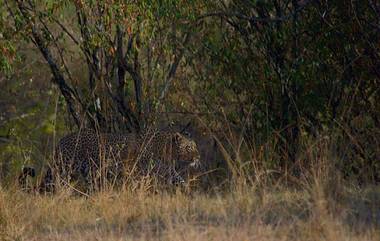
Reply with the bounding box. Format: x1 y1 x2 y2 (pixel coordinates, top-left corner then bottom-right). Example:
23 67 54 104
0 0 379 184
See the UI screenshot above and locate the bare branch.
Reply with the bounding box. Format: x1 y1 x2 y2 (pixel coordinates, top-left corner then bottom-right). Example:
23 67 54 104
14 0 81 127
198 0 312 23
159 32 191 102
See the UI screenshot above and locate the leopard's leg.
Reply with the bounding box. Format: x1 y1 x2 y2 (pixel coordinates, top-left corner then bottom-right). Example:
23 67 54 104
165 163 185 186
39 166 55 193
80 160 90 184
80 159 97 193
146 159 185 186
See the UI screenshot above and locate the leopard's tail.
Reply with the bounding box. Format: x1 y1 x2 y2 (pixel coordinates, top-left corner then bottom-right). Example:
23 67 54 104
18 166 36 190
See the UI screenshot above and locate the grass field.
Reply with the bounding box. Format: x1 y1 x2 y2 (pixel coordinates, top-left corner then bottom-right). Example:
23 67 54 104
1 1 379 240
1 130 379 240
1 174 379 241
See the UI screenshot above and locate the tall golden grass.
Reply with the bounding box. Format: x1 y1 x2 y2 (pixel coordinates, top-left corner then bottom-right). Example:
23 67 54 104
1 130 379 241
0 180 379 240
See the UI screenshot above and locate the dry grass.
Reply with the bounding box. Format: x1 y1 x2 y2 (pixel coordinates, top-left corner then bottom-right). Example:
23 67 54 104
0 175 379 241
1 126 379 240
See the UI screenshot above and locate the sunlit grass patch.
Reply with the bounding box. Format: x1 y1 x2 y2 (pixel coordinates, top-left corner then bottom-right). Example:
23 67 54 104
0 181 379 241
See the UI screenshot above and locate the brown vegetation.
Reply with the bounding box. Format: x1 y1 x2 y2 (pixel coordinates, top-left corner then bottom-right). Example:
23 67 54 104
0 135 379 241
0 1 379 240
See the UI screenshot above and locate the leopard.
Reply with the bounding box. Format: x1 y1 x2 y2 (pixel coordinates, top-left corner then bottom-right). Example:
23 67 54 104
19 128 201 193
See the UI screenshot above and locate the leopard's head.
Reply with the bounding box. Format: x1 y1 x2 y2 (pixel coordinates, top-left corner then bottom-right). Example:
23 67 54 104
172 132 201 169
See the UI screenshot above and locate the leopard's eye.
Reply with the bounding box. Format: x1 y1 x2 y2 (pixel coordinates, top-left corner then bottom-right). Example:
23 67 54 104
182 131 191 138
